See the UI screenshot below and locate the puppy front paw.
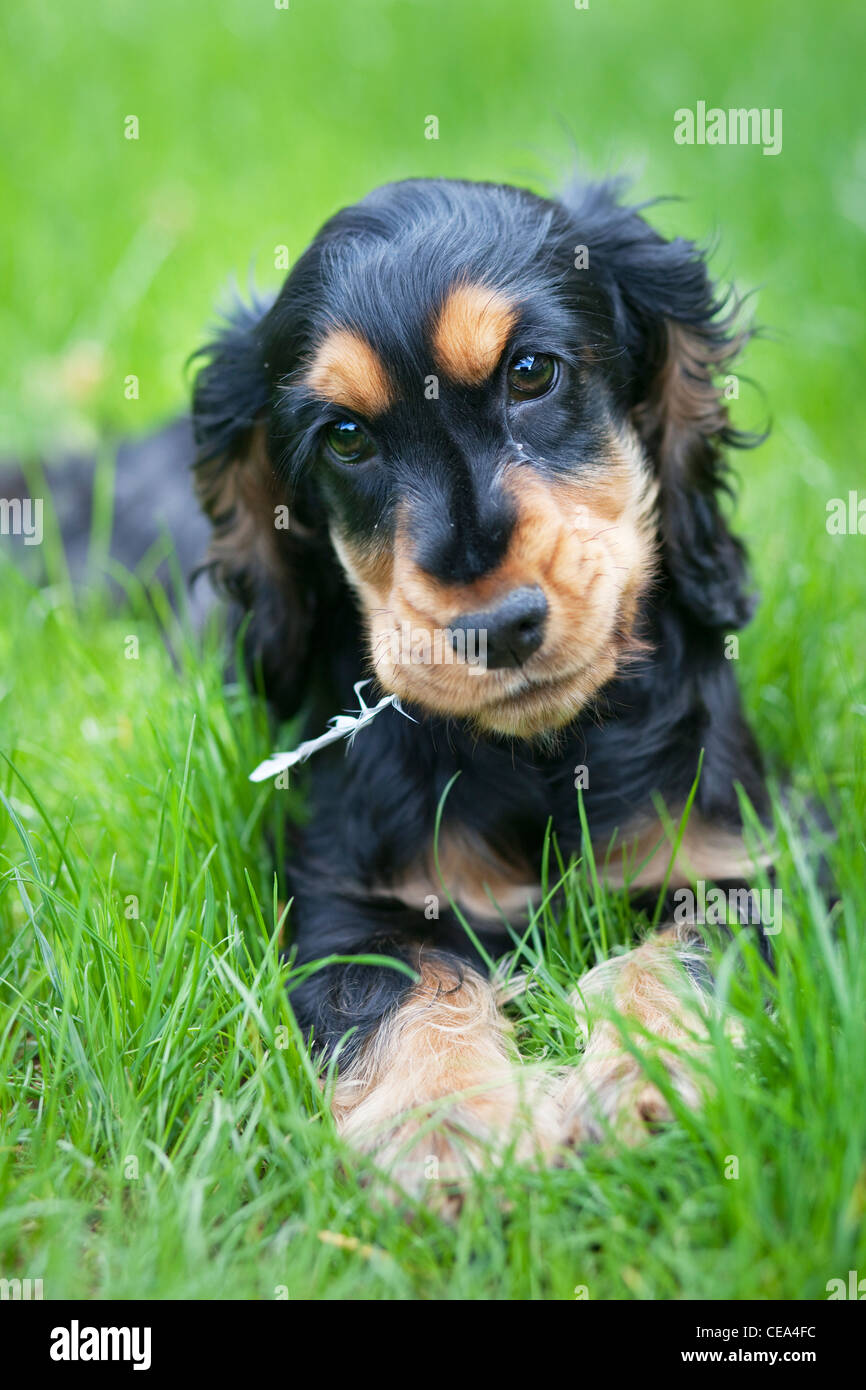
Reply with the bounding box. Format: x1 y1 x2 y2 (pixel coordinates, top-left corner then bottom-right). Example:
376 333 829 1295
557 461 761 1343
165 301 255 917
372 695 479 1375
556 1031 703 1148
337 1071 559 1212
557 929 712 1149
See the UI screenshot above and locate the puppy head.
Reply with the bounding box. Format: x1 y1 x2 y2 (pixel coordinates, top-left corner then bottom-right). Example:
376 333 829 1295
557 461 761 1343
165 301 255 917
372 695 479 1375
193 178 754 735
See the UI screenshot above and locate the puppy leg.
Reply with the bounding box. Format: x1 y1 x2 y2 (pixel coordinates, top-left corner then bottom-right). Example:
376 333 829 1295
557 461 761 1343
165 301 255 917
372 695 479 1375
559 926 713 1147
330 950 559 1203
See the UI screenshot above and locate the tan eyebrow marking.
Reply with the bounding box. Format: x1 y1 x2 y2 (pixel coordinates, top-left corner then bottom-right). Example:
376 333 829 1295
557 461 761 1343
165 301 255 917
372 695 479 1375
431 283 518 386
304 327 396 416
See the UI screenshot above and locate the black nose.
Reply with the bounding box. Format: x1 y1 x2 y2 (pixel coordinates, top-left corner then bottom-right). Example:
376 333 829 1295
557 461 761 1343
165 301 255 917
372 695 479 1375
449 585 548 670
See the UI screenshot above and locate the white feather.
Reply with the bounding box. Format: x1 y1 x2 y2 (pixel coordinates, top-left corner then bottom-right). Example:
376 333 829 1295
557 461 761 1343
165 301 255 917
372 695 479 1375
249 680 416 783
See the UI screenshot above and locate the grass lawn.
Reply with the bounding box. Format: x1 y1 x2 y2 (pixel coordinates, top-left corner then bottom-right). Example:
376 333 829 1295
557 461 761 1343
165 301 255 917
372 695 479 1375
1 0 864 1299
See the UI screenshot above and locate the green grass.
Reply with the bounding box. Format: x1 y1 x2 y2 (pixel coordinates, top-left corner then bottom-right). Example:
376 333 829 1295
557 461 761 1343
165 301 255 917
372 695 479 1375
1 0 865 1300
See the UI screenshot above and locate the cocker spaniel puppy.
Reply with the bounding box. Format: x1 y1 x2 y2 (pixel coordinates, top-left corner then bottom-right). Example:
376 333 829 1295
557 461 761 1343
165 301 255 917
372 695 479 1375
192 177 770 1195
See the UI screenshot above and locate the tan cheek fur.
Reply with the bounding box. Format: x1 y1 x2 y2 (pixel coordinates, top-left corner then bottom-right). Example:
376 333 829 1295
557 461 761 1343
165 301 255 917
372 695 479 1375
331 426 659 736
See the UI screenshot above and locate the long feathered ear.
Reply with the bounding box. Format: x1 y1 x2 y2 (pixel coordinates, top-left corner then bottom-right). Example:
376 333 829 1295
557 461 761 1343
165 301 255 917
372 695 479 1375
562 179 759 631
191 296 322 718
629 292 757 631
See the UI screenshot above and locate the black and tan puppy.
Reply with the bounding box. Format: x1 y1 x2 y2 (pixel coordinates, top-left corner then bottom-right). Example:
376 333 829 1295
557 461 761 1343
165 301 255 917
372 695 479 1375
192 176 770 1193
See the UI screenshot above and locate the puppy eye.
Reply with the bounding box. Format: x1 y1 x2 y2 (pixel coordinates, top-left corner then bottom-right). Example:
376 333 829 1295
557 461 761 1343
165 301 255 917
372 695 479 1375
323 419 373 464
507 352 557 401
